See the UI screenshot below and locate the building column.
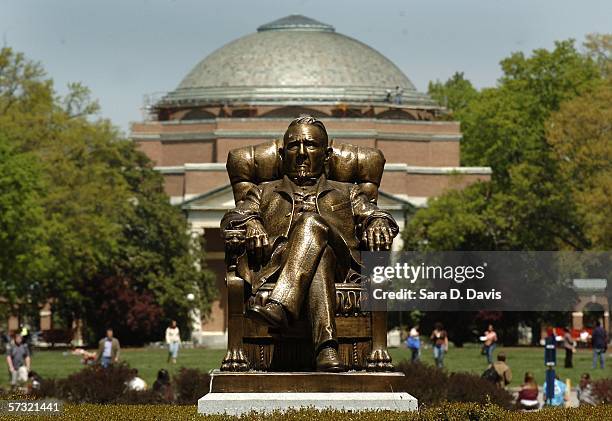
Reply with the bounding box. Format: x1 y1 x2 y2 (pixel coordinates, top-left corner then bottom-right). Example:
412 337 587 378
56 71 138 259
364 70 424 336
572 312 583 330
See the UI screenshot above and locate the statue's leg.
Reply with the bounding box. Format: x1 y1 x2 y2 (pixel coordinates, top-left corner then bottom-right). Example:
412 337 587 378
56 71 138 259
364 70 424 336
269 212 329 320
307 246 338 352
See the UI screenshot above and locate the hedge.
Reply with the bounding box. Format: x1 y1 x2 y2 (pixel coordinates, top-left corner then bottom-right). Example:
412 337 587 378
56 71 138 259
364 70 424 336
1 402 610 421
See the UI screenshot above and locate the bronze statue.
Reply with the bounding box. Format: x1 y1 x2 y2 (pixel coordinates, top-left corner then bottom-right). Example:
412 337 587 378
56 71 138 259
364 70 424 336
221 116 398 372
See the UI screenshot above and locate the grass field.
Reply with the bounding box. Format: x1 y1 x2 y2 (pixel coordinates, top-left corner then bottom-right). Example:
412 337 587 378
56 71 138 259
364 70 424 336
389 343 610 387
3 344 608 390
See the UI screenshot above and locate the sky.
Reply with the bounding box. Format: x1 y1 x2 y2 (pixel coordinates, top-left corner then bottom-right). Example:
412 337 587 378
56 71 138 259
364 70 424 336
2 0 610 133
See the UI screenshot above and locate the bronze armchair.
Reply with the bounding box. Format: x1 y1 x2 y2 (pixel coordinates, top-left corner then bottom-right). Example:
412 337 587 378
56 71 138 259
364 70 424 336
221 138 393 372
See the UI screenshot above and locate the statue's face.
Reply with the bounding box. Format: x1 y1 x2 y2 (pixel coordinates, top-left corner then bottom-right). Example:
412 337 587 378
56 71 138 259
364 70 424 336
281 124 329 182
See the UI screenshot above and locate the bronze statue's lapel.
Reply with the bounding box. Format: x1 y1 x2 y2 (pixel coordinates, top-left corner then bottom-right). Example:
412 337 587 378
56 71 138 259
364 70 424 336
273 175 295 236
315 174 335 198
273 175 295 201
315 175 335 213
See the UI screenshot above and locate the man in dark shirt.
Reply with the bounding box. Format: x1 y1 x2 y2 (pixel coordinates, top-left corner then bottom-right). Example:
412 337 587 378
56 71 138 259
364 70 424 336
6 333 31 388
591 321 608 369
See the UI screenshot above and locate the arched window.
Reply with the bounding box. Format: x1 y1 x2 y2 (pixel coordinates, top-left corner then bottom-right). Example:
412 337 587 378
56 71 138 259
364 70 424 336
260 106 329 118
181 109 216 120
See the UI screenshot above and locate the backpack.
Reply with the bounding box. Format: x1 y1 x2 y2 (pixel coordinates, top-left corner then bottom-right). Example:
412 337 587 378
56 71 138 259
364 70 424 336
481 365 501 383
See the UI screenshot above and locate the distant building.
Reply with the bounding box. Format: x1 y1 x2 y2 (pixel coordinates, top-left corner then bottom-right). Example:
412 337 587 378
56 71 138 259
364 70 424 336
130 15 491 347
571 279 609 332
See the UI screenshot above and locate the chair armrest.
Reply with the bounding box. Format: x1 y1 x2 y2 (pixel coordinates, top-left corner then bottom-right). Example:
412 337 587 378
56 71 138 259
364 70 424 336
224 229 246 271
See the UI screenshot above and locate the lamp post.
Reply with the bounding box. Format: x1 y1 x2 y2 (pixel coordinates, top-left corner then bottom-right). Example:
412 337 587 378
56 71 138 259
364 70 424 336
544 332 556 406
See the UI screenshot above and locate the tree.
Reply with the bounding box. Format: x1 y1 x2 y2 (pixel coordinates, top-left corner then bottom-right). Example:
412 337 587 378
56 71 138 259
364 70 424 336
80 141 217 343
404 36 609 344
407 38 604 252
428 72 478 117
0 47 216 342
547 79 612 250
583 33 612 79
0 136 50 308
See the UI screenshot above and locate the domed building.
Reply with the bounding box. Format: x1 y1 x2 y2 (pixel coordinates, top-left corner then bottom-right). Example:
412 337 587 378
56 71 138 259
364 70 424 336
131 15 491 346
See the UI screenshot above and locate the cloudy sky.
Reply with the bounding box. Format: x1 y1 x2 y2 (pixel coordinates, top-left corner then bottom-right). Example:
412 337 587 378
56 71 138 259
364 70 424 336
2 0 610 133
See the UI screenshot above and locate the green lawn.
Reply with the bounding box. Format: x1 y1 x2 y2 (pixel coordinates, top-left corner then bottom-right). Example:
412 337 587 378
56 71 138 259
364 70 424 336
4 347 226 390
389 343 610 387
4 344 608 390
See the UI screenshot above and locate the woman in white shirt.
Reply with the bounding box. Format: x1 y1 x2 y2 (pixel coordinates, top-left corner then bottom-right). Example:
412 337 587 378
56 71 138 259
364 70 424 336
165 320 181 364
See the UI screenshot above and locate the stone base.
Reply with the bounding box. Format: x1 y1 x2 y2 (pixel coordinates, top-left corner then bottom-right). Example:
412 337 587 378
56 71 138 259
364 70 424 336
198 370 418 415
209 370 407 393
198 392 418 415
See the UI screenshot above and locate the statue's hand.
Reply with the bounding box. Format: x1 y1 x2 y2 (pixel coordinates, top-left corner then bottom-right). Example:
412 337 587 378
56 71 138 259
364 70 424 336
245 219 269 263
362 218 393 251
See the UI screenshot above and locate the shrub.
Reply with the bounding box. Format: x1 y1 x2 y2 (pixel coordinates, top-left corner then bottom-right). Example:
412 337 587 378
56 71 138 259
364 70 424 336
446 372 513 409
396 360 449 405
396 359 513 408
172 367 211 404
37 363 134 403
593 378 612 404
48 402 612 420
61 363 134 403
31 363 213 405
113 389 167 405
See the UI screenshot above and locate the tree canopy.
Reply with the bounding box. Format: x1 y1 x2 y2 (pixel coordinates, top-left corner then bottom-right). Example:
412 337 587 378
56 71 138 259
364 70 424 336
0 47 216 343
405 35 611 344
407 36 610 252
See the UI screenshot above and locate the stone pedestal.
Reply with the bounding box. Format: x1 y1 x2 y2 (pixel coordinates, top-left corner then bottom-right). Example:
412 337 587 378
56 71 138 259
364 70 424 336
198 370 418 415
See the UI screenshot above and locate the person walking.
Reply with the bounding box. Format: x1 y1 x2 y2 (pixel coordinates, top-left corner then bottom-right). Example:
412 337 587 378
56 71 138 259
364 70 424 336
6 333 31 390
430 323 448 368
591 321 607 369
563 326 576 368
96 328 120 368
483 324 498 364
406 325 420 363
165 320 181 364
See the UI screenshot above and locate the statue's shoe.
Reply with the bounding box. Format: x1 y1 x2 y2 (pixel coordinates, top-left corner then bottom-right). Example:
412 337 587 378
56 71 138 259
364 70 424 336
246 302 288 328
315 347 346 372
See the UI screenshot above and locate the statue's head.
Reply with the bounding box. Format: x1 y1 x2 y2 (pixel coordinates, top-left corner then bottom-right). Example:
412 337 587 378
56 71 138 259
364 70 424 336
280 116 331 184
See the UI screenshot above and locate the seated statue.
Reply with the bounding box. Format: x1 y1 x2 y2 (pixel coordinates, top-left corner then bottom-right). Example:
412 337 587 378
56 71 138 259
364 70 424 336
221 116 398 372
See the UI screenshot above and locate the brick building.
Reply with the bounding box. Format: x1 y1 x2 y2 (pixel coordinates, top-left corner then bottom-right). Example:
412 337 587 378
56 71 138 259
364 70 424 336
131 15 491 346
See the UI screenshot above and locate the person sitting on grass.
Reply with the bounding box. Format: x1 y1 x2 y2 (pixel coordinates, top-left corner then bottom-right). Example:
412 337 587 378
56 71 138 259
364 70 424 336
516 372 539 410
126 368 147 391
27 371 43 394
71 348 97 365
482 352 512 388
153 369 175 402
542 374 568 407
577 373 597 406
